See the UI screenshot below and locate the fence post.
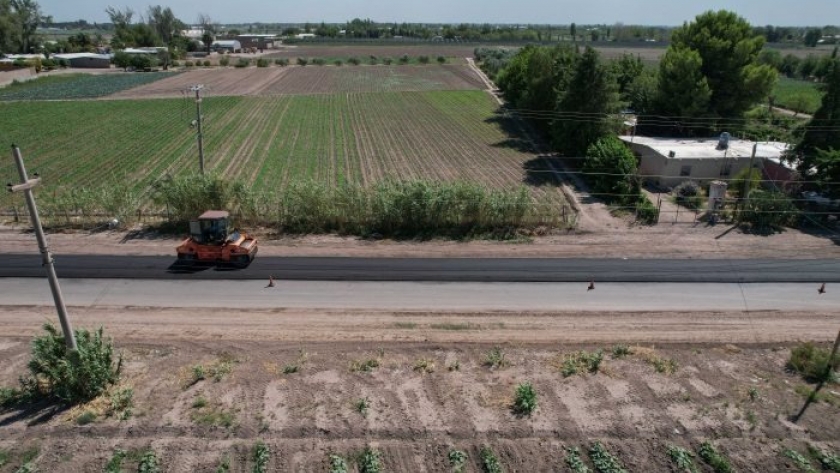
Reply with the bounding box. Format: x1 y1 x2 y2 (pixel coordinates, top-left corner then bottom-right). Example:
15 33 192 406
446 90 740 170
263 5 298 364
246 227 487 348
657 198 663 225
13 206 19 223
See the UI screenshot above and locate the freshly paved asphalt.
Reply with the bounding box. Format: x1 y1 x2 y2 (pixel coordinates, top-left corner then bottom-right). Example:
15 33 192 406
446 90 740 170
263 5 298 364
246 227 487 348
0 254 838 283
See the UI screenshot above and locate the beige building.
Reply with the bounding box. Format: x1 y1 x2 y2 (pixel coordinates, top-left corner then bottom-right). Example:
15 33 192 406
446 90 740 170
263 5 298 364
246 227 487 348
620 136 791 188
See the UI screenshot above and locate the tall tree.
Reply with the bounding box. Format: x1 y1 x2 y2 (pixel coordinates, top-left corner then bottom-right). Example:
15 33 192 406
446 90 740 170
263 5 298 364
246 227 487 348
666 10 776 119
656 47 712 119
797 59 840 179
551 46 620 156
147 5 183 46
804 28 822 47
10 0 49 53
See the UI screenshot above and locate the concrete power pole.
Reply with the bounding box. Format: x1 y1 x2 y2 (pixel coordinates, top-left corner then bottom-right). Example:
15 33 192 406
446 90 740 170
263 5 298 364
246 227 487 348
7 145 77 350
191 84 205 174
741 143 758 215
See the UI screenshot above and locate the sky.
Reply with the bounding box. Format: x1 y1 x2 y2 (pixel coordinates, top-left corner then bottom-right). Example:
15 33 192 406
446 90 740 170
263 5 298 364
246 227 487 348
40 0 839 27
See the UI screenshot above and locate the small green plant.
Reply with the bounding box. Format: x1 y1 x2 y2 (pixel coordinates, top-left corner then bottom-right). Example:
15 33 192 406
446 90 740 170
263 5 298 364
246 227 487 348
399 54 410 64
297 57 308 66
14 463 35 473
673 181 704 210
274 58 289 66
329 454 349 473
565 446 590 473
235 58 251 68
748 386 759 402
383 57 393 65
512 382 537 415
359 446 382 473
745 410 757 430
414 358 435 373
448 449 468 473
652 357 679 375
418 55 430 64
348 57 361 66
561 350 605 377
807 444 840 471
783 448 817 473
256 58 269 67
788 342 838 383
667 445 698 473
108 387 133 419
448 360 460 371
350 358 380 372
479 446 503 473
437 56 447 64
191 365 206 384
283 364 299 374
184 60 194 67
252 441 269 473
354 397 370 417
219 56 230 67
0 449 8 467
203 60 211 67
192 396 208 409
697 441 732 473
76 410 97 425
484 347 507 369
138 450 160 473
215 454 231 473
104 449 127 473
588 441 627 473
611 345 631 358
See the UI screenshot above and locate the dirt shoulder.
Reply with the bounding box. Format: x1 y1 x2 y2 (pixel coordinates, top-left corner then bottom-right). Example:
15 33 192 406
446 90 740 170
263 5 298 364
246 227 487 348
0 306 838 472
1 222 839 259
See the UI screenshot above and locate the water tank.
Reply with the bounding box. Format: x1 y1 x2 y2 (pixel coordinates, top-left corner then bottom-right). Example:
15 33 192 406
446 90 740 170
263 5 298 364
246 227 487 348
717 132 731 150
708 180 727 211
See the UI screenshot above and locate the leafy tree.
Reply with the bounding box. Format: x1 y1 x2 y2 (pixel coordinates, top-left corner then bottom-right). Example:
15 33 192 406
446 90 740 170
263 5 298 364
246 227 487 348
113 50 131 70
666 10 777 119
626 68 658 114
656 47 712 120
1 0 49 53
611 53 645 101
147 5 184 46
757 49 782 70
582 135 639 203
552 46 619 156
780 54 801 77
804 28 822 47
798 59 840 175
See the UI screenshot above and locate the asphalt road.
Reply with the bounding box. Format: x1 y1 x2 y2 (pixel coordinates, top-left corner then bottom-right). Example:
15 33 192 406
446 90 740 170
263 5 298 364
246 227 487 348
1 278 838 311
1 254 839 282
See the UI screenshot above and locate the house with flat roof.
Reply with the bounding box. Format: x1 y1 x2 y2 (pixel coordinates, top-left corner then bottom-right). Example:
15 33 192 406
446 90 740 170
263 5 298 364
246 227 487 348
619 135 794 188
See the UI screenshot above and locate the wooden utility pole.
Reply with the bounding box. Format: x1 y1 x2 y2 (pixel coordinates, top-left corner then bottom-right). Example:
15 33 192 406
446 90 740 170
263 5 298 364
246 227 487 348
191 84 205 174
7 145 77 350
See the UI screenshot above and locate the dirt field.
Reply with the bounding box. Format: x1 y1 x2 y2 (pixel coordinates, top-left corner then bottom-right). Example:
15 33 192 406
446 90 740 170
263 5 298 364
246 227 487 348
0 306 838 472
106 65 485 99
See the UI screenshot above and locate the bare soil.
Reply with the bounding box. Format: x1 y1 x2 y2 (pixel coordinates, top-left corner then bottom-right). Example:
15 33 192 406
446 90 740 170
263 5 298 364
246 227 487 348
0 305 838 472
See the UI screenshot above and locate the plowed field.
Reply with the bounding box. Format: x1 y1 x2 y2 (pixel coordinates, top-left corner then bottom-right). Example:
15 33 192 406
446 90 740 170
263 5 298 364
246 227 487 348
0 306 838 472
108 64 486 99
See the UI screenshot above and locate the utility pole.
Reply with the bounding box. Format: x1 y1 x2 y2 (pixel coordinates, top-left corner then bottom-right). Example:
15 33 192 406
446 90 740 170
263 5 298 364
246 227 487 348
7 145 77 350
827 329 840 382
191 84 205 174
741 143 758 214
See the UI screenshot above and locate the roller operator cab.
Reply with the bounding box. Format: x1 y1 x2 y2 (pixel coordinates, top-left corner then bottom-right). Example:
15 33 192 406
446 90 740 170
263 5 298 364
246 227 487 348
175 210 258 267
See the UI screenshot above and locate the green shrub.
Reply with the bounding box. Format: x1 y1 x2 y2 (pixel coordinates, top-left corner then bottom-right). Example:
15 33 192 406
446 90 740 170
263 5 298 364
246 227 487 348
480 446 503 473
399 54 410 64
274 58 289 66
235 58 251 68
16 324 122 405
350 359 379 372
359 447 381 473
697 441 732 473
219 56 230 67
565 446 590 473
76 410 97 425
807 444 840 471
611 345 631 358
297 57 308 66
348 57 361 65
334 59 343 66
216 454 231 473
138 450 160 473
184 60 195 67
583 137 640 206
667 445 698 473
252 441 269 473
448 449 468 473
104 449 127 473
484 347 508 369
203 60 211 67
731 167 761 199
354 397 370 417
513 382 537 415
329 454 349 473
739 189 799 230
635 195 659 224
368 55 378 65
561 350 605 377
419 55 430 64
788 342 838 383
588 442 627 473
383 57 393 65
782 448 816 473
674 181 704 210
256 58 269 67
312 58 326 66
437 56 447 64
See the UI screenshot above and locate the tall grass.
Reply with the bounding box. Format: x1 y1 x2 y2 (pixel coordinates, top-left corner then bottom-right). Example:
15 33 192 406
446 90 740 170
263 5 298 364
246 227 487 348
24 174 572 238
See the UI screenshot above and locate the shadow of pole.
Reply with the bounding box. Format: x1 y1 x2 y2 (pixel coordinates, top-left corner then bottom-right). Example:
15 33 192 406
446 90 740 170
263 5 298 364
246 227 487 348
790 380 825 423
791 329 840 423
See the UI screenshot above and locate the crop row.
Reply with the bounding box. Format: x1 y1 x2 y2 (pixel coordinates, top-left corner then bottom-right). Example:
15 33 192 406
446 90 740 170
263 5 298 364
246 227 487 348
0 72 179 101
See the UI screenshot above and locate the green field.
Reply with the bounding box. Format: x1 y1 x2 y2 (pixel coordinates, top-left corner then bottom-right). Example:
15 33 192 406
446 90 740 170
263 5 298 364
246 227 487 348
0 90 558 213
773 76 823 115
0 72 179 101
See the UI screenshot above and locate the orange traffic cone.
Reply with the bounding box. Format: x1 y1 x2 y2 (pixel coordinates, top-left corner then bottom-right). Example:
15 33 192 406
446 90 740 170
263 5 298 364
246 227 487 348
818 283 826 294
587 280 595 291
265 276 275 288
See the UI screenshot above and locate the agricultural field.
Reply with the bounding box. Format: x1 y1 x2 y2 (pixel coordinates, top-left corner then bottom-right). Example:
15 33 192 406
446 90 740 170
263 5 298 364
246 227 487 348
0 71 179 101
0 311 838 471
773 76 824 115
108 64 486 99
0 90 559 212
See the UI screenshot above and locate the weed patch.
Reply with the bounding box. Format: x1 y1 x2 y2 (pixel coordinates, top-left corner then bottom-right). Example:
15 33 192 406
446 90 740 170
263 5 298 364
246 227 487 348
807 444 840 471
479 446 503 473
354 397 370 417
138 450 160 473
359 446 382 473
350 358 380 373
611 345 631 359
667 445 698 473
414 358 436 374
329 454 349 473
788 342 838 383
448 449 468 473
216 454 231 473
76 410 97 425
588 442 627 473
783 448 817 473
191 402 236 428
560 350 604 377
484 347 508 369
698 441 733 473
565 446 590 473
104 449 127 473
252 441 269 473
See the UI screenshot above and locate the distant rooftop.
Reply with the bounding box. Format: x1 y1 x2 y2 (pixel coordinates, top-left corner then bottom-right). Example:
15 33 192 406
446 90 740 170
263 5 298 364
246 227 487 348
620 135 790 160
